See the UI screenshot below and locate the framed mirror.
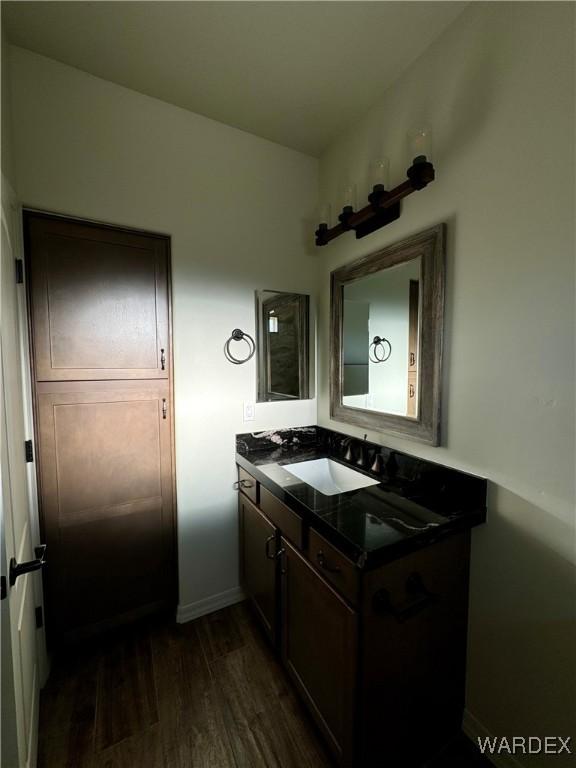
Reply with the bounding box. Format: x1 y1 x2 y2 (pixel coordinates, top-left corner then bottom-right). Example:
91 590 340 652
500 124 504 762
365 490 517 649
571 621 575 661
330 224 445 445
256 290 310 401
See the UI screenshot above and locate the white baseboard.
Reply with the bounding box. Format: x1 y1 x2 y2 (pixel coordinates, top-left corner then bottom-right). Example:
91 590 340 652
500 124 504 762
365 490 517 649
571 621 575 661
463 710 525 768
176 586 245 623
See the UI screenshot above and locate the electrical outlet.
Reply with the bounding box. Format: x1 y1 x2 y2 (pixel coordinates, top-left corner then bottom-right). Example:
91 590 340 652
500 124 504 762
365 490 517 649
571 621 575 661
243 401 255 422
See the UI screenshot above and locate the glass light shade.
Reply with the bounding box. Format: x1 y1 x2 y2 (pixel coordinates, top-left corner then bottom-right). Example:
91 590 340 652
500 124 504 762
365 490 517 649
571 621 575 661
407 127 433 165
340 181 357 211
370 157 390 190
268 313 278 333
317 202 331 227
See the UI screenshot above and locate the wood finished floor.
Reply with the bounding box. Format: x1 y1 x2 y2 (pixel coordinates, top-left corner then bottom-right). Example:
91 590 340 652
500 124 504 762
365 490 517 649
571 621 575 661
38 601 491 768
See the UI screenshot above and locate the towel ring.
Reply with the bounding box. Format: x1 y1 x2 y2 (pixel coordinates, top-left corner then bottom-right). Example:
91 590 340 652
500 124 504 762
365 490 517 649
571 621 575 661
369 335 392 364
224 329 256 365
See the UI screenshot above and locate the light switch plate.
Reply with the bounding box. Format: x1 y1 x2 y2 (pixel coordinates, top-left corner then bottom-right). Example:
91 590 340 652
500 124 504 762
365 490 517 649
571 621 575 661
243 401 255 422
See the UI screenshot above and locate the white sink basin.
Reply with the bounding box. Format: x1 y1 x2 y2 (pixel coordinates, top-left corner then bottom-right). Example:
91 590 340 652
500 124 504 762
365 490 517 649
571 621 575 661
283 458 379 496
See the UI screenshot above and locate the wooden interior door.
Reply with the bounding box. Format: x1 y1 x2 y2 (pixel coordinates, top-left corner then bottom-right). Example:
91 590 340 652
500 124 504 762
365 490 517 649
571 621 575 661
2 196 41 768
24 212 176 644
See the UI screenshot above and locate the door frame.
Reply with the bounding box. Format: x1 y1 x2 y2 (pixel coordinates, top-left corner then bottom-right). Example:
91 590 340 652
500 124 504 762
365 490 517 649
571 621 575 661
5 193 49 679
22 208 179 638
1 181 48 768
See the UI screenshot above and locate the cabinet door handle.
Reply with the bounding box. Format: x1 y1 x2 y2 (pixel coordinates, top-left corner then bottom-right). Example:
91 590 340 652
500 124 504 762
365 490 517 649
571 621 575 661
162 399 167 419
265 535 276 560
409 384 415 398
372 573 436 622
234 479 254 491
279 548 287 575
316 550 341 574
160 348 166 370
410 352 415 367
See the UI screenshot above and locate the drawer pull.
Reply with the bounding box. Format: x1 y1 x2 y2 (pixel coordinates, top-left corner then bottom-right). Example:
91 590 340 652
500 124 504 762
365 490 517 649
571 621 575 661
234 478 254 491
373 573 436 622
316 550 342 574
265 535 276 560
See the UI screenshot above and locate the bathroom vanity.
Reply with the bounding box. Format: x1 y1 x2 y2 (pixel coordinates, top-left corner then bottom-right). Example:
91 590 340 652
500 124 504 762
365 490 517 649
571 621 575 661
236 426 486 768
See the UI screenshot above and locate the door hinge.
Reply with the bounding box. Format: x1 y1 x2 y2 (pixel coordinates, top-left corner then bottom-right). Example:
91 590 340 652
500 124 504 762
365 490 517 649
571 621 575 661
35 605 43 628
15 259 24 284
25 439 34 463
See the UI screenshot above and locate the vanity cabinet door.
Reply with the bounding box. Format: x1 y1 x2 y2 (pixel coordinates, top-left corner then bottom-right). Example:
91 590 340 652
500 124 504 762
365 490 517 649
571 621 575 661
281 538 357 766
239 494 278 645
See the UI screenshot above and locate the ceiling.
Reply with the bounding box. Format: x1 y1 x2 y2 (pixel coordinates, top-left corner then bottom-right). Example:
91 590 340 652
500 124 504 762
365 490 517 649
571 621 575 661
3 1 467 156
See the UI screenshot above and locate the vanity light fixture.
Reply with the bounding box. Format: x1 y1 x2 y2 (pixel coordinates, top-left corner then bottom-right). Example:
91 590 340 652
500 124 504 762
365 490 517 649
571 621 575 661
315 128 435 246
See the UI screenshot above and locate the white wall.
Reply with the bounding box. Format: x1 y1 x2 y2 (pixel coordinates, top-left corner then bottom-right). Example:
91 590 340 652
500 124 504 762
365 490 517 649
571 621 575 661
1 27 15 188
318 2 575 761
7 46 319 617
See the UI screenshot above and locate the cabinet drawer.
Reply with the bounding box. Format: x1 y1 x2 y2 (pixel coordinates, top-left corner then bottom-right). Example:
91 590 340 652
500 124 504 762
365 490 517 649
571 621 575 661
308 529 359 606
260 487 303 549
238 467 258 504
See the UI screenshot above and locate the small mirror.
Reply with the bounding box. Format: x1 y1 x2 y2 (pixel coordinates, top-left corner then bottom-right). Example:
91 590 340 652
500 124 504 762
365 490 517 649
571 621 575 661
256 290 310 401
331 225 445 445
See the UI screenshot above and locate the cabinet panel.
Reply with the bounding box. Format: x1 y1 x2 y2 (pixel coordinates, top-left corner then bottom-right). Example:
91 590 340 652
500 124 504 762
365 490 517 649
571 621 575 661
260 486 303 549
37 381 175 641
26 215 169 380
359 531 470 766
308 528 358 605
239 494 278 644
237 467 258 504
281 538 356 765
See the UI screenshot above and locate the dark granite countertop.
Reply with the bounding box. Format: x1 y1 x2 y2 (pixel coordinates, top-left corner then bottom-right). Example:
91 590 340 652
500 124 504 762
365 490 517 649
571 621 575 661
236 426 487 569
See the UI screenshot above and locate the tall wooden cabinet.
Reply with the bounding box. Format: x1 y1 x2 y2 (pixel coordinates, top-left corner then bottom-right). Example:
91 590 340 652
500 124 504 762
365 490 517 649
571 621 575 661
25 212 176 643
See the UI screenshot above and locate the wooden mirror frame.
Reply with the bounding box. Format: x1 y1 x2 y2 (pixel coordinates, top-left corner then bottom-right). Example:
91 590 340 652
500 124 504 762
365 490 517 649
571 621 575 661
330 224 445 446
256 290 310 402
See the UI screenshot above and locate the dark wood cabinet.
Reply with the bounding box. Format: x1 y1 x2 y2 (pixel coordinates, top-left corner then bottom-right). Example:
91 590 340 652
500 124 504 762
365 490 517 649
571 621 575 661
25 212 176 644
281 538 357 764
27 215 170 381
238 493 279 645
37 380 175 640
358 531 470 767
236 464 471 768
